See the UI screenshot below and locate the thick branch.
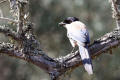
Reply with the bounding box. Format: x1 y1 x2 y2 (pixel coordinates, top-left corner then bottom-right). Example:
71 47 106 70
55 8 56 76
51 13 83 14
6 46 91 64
0 42 57 73
0 28 120 80
17 0 28 34
0 42 24 59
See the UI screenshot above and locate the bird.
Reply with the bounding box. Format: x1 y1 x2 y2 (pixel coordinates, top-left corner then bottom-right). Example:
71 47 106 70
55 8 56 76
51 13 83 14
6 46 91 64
59 17 93 75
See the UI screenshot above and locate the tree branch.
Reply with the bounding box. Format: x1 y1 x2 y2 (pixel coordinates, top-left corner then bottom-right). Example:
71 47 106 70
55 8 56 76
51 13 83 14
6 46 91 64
0 28 120 80
0 0 120 80
17 0 28 34
0 25 20 40
0 17 18 23
111 0 120 28
0 0 7 4
0 42 57 73
0 42 24 58
59 28 120 69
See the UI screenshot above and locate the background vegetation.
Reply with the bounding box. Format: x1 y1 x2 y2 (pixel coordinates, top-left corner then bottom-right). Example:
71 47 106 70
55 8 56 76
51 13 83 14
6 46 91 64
0 0 120 80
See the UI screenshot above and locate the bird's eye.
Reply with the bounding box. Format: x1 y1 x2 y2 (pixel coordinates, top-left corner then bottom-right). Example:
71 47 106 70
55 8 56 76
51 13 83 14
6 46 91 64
64 20 71 24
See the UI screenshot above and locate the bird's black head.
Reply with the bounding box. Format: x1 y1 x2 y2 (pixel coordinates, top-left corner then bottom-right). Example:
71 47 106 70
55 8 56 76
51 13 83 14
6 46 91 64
59 17 79 26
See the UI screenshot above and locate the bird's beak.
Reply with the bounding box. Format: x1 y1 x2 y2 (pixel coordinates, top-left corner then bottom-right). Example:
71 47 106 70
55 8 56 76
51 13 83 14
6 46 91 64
59 22 66 26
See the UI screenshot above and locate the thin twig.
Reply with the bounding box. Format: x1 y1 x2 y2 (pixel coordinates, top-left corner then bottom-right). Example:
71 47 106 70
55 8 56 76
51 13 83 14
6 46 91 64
0 25 19 40
0 17 18 23
0 0 7 4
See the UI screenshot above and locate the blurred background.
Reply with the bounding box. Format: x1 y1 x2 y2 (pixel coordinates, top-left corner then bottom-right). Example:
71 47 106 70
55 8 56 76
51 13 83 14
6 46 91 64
0 0 120 80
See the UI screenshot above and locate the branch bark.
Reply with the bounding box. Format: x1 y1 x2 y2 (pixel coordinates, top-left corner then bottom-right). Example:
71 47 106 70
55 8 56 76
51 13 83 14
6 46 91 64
0 28 120 80
0 25 19 40
0 0 120 80
111 0 120 28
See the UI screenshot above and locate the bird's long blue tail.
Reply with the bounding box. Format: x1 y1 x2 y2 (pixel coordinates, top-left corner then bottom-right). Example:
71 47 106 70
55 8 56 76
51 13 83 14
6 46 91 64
79 46 93 75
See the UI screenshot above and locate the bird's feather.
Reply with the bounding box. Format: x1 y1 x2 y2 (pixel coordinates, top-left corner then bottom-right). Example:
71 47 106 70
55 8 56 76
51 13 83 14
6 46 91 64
79 46 93 75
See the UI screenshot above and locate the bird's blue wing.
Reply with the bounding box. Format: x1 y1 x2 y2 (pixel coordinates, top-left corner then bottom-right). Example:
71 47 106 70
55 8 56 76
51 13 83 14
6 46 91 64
82 29 90 44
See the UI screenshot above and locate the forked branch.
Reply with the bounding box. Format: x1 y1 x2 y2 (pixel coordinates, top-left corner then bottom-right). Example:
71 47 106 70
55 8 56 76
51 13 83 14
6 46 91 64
0 0 120 80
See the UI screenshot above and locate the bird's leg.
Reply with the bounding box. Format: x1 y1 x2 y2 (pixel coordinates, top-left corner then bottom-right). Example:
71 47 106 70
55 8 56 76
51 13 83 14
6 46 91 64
71 45 78 53
71 47 76 53
71 41 77 53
